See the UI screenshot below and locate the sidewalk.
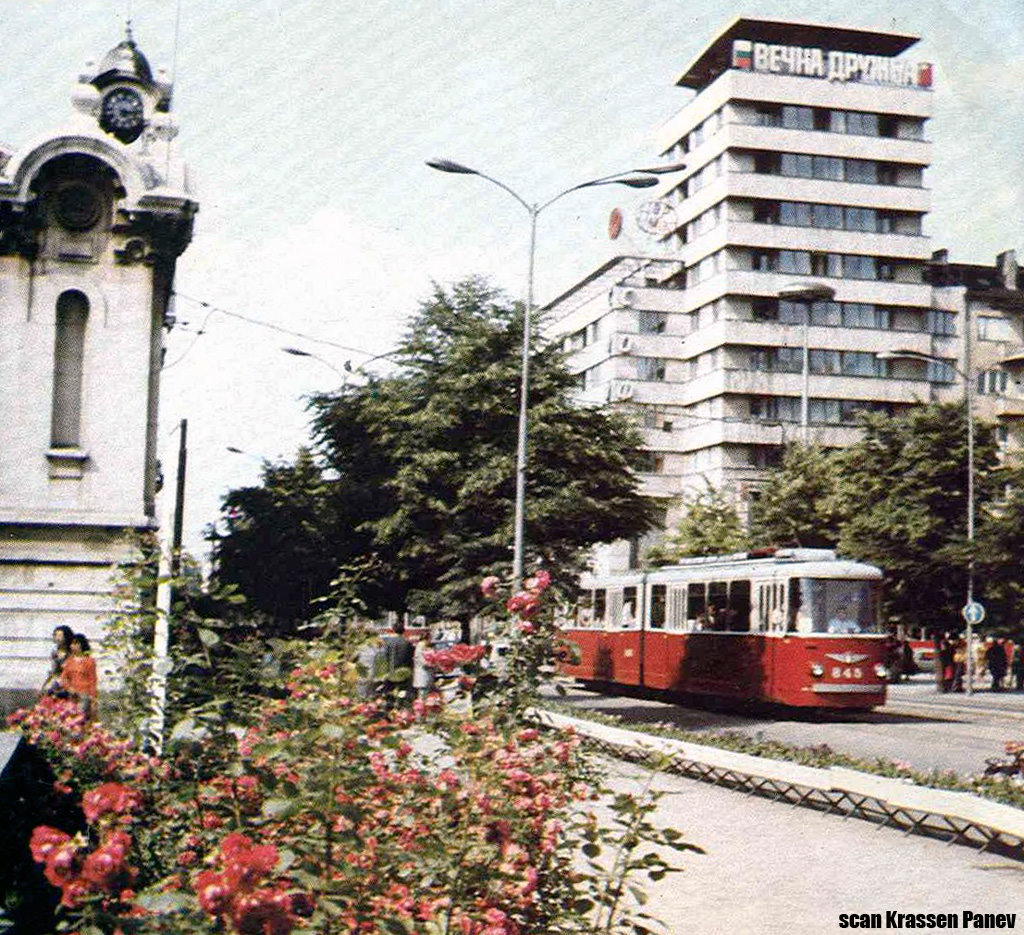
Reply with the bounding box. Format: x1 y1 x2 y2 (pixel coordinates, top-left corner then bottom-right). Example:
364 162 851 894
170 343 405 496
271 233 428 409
884 674 1024 720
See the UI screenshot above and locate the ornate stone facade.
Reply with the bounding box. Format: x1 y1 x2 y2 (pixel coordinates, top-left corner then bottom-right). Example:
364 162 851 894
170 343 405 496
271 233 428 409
0 30 197 694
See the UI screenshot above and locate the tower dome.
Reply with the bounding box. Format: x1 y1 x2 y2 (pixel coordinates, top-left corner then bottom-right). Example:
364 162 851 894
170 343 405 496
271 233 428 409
92 28 153 89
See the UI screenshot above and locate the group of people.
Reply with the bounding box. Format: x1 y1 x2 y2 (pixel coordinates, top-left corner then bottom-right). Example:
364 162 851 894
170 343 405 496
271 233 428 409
40 624 98 717
936 634 1024 693
359 621 437 706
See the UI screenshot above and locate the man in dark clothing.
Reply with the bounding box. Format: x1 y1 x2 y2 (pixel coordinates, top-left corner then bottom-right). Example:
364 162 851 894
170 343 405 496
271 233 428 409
380 621 414 706
987 638 1008 692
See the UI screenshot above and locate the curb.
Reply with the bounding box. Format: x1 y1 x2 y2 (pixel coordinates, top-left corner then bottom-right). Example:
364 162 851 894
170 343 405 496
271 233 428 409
537 708 1024 861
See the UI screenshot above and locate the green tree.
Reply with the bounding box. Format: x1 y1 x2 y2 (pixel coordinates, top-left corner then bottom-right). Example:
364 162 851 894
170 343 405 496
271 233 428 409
969 466 1024 631
211 278 655 629
749 443 842 549
208 448 343 629
645 481 748 564
829 404 1002 632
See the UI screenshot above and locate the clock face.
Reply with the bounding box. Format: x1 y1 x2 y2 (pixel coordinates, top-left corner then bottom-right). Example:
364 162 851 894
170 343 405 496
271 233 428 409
101 88 145 142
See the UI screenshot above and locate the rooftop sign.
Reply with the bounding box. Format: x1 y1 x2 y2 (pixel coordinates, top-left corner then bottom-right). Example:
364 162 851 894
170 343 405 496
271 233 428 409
732 39 932 87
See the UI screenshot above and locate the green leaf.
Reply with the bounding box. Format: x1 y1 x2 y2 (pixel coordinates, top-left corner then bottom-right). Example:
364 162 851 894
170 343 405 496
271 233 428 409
197 627 221 647
262 797 300 820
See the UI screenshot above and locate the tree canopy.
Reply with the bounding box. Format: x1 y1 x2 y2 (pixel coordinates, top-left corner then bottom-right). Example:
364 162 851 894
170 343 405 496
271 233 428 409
645 481 748 564
208 278 655 628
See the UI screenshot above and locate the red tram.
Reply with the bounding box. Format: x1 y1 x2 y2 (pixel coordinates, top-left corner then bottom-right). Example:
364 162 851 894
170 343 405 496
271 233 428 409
559 549 888 709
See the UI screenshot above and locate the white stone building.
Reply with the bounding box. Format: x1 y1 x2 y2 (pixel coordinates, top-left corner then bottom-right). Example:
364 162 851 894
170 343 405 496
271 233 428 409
0 32 197 693
544 18 1024 572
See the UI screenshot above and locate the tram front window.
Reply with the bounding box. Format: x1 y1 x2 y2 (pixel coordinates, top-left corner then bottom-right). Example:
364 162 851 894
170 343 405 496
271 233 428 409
797 578 879 634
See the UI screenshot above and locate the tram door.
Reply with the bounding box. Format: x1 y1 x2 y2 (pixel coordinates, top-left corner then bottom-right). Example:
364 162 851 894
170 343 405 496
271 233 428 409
755 579 786 700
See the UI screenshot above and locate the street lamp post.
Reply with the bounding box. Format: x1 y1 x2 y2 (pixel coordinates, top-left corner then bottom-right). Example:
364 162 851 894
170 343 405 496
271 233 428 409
426 158 685 588
876 348 977 693
778 282 836 444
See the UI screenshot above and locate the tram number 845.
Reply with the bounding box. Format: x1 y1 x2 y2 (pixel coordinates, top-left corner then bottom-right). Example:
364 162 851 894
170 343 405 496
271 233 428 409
832 666 864 679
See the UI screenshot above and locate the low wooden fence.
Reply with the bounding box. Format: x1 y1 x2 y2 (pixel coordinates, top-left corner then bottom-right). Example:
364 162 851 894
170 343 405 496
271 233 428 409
538 710 1024 859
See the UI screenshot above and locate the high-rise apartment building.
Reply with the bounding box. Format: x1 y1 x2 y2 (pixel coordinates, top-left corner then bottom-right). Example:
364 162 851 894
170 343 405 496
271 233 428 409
546 17 1023 571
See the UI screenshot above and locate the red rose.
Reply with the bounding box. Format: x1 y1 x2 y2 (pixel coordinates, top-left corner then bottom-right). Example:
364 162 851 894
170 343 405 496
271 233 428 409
195 870 232 916
232 889 295 935
30 825 70 864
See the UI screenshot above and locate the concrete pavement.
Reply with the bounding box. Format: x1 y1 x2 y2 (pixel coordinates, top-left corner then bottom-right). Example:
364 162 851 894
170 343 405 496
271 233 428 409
598 753 1024 935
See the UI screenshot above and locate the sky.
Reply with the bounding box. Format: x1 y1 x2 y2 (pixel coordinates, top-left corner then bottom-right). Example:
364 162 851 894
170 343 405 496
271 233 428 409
3 0 1023 561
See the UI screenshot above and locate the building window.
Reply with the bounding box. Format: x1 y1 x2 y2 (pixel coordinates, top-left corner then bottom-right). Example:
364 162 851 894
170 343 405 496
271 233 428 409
977 316 1016 342
638 311 667 334
843 255 878 280
781 105 814 130
976 370 1009 395
637 357 667 381
749 396 799 422
926 360 957 384
745 445 783 468
927 310 957 336
634 450 664 473
51 290 89 448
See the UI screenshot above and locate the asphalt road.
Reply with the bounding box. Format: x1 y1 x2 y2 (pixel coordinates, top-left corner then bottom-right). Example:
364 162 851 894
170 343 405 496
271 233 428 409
542 675 1024 777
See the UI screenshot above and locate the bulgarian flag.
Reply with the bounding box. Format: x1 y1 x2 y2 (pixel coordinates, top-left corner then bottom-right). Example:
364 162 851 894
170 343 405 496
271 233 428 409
733 40 753 70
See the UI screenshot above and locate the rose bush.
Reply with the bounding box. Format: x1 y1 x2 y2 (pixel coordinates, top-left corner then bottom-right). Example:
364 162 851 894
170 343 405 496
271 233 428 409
9 571 692 934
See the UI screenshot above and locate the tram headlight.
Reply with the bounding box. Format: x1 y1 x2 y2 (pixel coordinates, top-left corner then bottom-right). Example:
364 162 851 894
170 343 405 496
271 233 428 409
810 663 825 678
874 662 888 679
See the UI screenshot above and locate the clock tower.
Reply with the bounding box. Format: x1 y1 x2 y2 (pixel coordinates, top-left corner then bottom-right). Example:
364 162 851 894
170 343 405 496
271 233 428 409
0 29 197 701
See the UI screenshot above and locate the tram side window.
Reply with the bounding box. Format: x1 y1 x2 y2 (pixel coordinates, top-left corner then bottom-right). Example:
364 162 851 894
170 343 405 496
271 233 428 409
687 583 706 630
706 580 729 630
727 580 752 631
622 586 638 628
594 589 607 628
650 584 667 629
578 591 594 628
788 579 802 632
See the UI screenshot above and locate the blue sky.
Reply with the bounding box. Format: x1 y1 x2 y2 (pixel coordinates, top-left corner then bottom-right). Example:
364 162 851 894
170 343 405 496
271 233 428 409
3 0 1022 558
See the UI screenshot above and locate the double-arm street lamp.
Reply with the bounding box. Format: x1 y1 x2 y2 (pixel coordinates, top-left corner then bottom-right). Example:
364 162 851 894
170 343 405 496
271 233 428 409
426 158 685 588
876 348 977 693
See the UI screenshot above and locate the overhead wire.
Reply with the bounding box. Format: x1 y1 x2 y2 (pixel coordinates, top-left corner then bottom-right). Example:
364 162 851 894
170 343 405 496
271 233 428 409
164 290 398 370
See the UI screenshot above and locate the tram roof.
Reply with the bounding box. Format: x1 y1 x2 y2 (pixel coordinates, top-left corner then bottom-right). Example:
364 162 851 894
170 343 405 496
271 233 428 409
583 549 883 586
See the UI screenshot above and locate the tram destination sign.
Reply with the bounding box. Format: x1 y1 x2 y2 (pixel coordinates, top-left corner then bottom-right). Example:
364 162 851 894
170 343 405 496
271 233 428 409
732 39 933 88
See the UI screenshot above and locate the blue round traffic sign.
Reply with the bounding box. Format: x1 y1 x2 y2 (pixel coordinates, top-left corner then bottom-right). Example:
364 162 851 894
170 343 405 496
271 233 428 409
961 601 986 625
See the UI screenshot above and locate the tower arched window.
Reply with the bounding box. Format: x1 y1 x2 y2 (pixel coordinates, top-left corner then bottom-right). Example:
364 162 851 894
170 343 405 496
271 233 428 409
50 290 88 448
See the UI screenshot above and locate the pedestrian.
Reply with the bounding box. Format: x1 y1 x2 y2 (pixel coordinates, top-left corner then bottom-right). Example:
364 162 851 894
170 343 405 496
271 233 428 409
380 621 414 707
40 624 74 697
59 633 98 719
939 637 954 692
356 636 384 700
950 638 966 693
1013 637 1024 692
900 639 916 682
973 637 988 690
986 637 1007 692
412 632 436 699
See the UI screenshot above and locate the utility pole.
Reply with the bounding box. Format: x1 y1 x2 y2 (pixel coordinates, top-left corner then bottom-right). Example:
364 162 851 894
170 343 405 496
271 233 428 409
171 418 187 580
150 417 187 754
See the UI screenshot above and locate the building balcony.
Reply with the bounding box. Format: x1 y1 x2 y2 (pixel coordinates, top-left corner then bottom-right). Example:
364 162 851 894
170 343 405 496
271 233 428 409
724 123 931 165
723 221 932 261
653 69 931 154
992 396 1024 420
636 472 683 499
721 171 932 214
